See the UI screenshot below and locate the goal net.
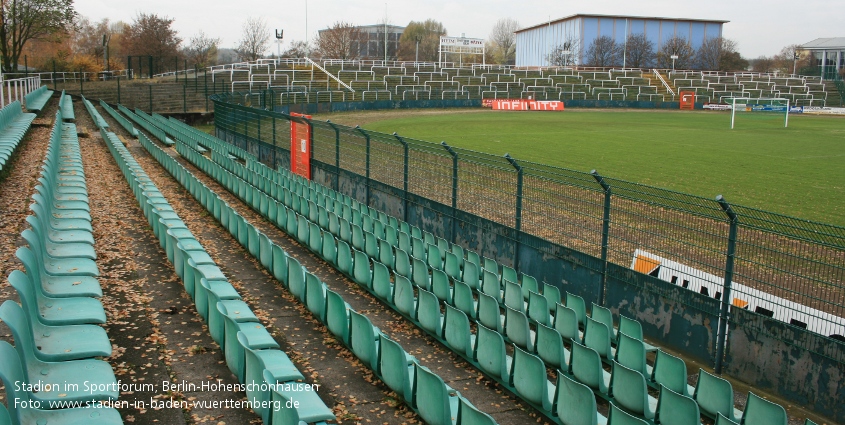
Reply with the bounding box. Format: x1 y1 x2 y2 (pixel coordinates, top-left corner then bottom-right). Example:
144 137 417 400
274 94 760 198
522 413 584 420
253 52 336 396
729 97 789 129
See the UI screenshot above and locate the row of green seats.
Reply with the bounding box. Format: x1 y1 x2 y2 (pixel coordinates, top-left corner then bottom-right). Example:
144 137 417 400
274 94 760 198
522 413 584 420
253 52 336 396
172 117 793 425
24 85 53 112
129 110 498 425
59 91 74 122
98 100 137 137
0 109 123 424
0 101 36 176
81 96 108 130
117 104 172 146
159 123 497 425
94 103 334 425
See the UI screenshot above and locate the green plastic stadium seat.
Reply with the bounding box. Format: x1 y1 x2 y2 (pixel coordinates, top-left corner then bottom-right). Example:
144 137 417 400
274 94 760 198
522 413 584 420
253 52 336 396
321 232 338 265
398 231 412 253
693 369 743 421
349 310 381 370
417 288 444 337
351 224 365 250
541 281 560 311
445 251 462 280
431 268 452 304
412 363 460 424
566 292 588 329
372 260 393 302
9 269 105 326
427 243 444 270
477 292 503 333
453 280 477 320
505 306 534 352
0 300 111 361
741 392 787 425
265 371 336 425
365 230 380 258
616 333 652 379
591 303 617 340
557 372 608 425
504 279 525 312
272 244 289 285
555 303 582 342
393 275 416 317
512 345 555 413
0 402 10 425
462 260 481 290
502 266 518 286
528 290 551 326
378 334 416 402
651 350 694 397
379 239 395 270
305 273 327 322
475 324 512 381
570 341 610 395
444 304 475 357
717 413 740 425
656 385 702 425
457 396 497 425
608 401 650 425
412 256 431 290
1 301 118 404
238 333 304 423
610 361 656 420
482 269 503 303
536 323 570 370
326 289 351 344
521 274 539 302
352 249 372 288
337 239 353 277
618 316 657 352
584 317 615 361
0 342 124 425
482 256 497 275
395 248 412 279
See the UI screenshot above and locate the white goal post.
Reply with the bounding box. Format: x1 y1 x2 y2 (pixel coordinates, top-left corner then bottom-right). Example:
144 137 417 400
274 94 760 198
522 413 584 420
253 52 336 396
729 97 790 129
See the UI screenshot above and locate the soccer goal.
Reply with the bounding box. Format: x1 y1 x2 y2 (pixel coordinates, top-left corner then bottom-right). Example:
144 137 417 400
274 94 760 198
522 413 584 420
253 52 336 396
729 97 789 129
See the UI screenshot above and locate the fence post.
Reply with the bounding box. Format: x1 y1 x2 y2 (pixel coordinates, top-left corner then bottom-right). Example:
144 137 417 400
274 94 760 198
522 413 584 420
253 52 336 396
394 132 410 224
117 76 121 104
149 85 153 113
714 194 738 375
505 154 523 273
327 120 341 192
79 69 84 94
204 71 209 112
441 141 459 244
591 170 612 306
355 126 371 207
148 56 153 78
183 82 187 113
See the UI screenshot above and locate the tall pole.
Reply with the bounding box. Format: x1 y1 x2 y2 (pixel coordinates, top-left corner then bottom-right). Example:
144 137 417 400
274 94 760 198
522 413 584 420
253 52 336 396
305 0 308 48
384 3 388 63
622 19 628 69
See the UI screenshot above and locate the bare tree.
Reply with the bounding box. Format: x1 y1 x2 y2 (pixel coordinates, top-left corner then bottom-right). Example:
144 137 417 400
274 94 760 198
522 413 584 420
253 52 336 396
281 40 310 58
546 37 580 66
696 37 738 71
0 0 77 72
657 36 694 69
397 19 446 62
775 44 809 74
751 55 776 73
185 30 219 68
236 16 269 61
623 34 654 68
585 35 620 67
719 51 748 72
488 17 519 64
315 21 364 60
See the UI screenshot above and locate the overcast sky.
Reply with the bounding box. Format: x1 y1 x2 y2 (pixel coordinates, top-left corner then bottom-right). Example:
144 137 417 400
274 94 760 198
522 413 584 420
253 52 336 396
74 0 838 58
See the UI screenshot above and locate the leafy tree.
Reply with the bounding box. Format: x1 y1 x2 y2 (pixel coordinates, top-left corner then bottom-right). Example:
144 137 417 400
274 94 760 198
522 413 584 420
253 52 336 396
121 13 181 65
488 17 519 64
236 16 269 61
657 36 694 69
0 0 77 72
719 50 748 72
751 55 775 73
775 44 810 74
546 37 580 66
623 33 654 68
315 21 364 60
397 19 446 62
585 35 620 67
184 30 219 68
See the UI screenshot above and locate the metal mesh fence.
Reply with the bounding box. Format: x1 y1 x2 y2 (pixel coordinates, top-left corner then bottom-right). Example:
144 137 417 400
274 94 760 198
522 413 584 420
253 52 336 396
211 93 845 366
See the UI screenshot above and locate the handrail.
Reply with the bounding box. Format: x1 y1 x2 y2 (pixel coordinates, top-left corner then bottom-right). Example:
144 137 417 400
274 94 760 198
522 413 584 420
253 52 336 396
653 69 675 96
305 57 355 92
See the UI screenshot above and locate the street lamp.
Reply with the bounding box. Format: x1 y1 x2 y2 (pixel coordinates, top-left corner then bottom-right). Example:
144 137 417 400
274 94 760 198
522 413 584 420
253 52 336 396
671 54 679 71
275 29 284 58
414 35 423 63
102 34 110 79
793 52 800 76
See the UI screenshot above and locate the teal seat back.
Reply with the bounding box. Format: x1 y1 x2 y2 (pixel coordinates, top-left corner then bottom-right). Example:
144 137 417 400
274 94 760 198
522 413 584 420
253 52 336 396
462 261 480 289
444 304 473 357
453 280 476 319
0 400 11 425
412 257 430 290
444 251 462 280
609 401 650 425
431 268 451 303
652 350 689 396
394 248 412 278
413 363 456 425
481 270 501 300
287 256 306 302
610 361 651 418
457 397 497 425
591 303 615 336
656 385 700 425
584 317 613 359
557 373 601 425
305 273 326 322
502 265 518 284
717 413 740 425
512 345 553 412
536 323 567 370
505 306 533 352
352 249 372 288
336 239 353 275
504 279 524 312
393 275 416 317
417 288 443 337
349 310 380 370
528 290 550 326
619 316 645 341
566 292 588 328
378 335 414 402
555 303 580 342
325 289 350 344
321 232 337 265
742 392 787 425
616 333 649 377
477 292 502 333
0 341 33 420
541 281 560 309
372 260 392 301
475 324 509 380
694 369 737 421
570 341 608 394
427 243 443 270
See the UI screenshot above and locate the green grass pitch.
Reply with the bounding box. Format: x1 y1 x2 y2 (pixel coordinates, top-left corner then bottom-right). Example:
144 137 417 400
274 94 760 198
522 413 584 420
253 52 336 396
315 109 845 227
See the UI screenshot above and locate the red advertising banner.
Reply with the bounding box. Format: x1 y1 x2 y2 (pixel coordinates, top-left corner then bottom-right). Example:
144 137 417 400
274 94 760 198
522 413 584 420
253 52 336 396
679 91 695 110
289 112 312 180
490 99 565 111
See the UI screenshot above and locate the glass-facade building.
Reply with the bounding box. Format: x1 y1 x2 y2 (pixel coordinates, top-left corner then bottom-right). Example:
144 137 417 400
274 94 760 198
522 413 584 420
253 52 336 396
515 14 727 67
801 38 845 80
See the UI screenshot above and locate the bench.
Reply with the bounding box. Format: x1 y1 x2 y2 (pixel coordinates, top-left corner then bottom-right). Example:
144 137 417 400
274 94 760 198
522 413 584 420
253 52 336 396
24 86 53 112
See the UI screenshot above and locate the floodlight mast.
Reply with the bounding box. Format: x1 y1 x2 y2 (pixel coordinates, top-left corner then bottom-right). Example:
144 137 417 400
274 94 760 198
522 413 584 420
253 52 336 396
275 29 284 58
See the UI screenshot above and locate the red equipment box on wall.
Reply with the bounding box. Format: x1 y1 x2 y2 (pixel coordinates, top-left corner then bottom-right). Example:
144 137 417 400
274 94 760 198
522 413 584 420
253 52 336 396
679 91 695 110
289 112 312 180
